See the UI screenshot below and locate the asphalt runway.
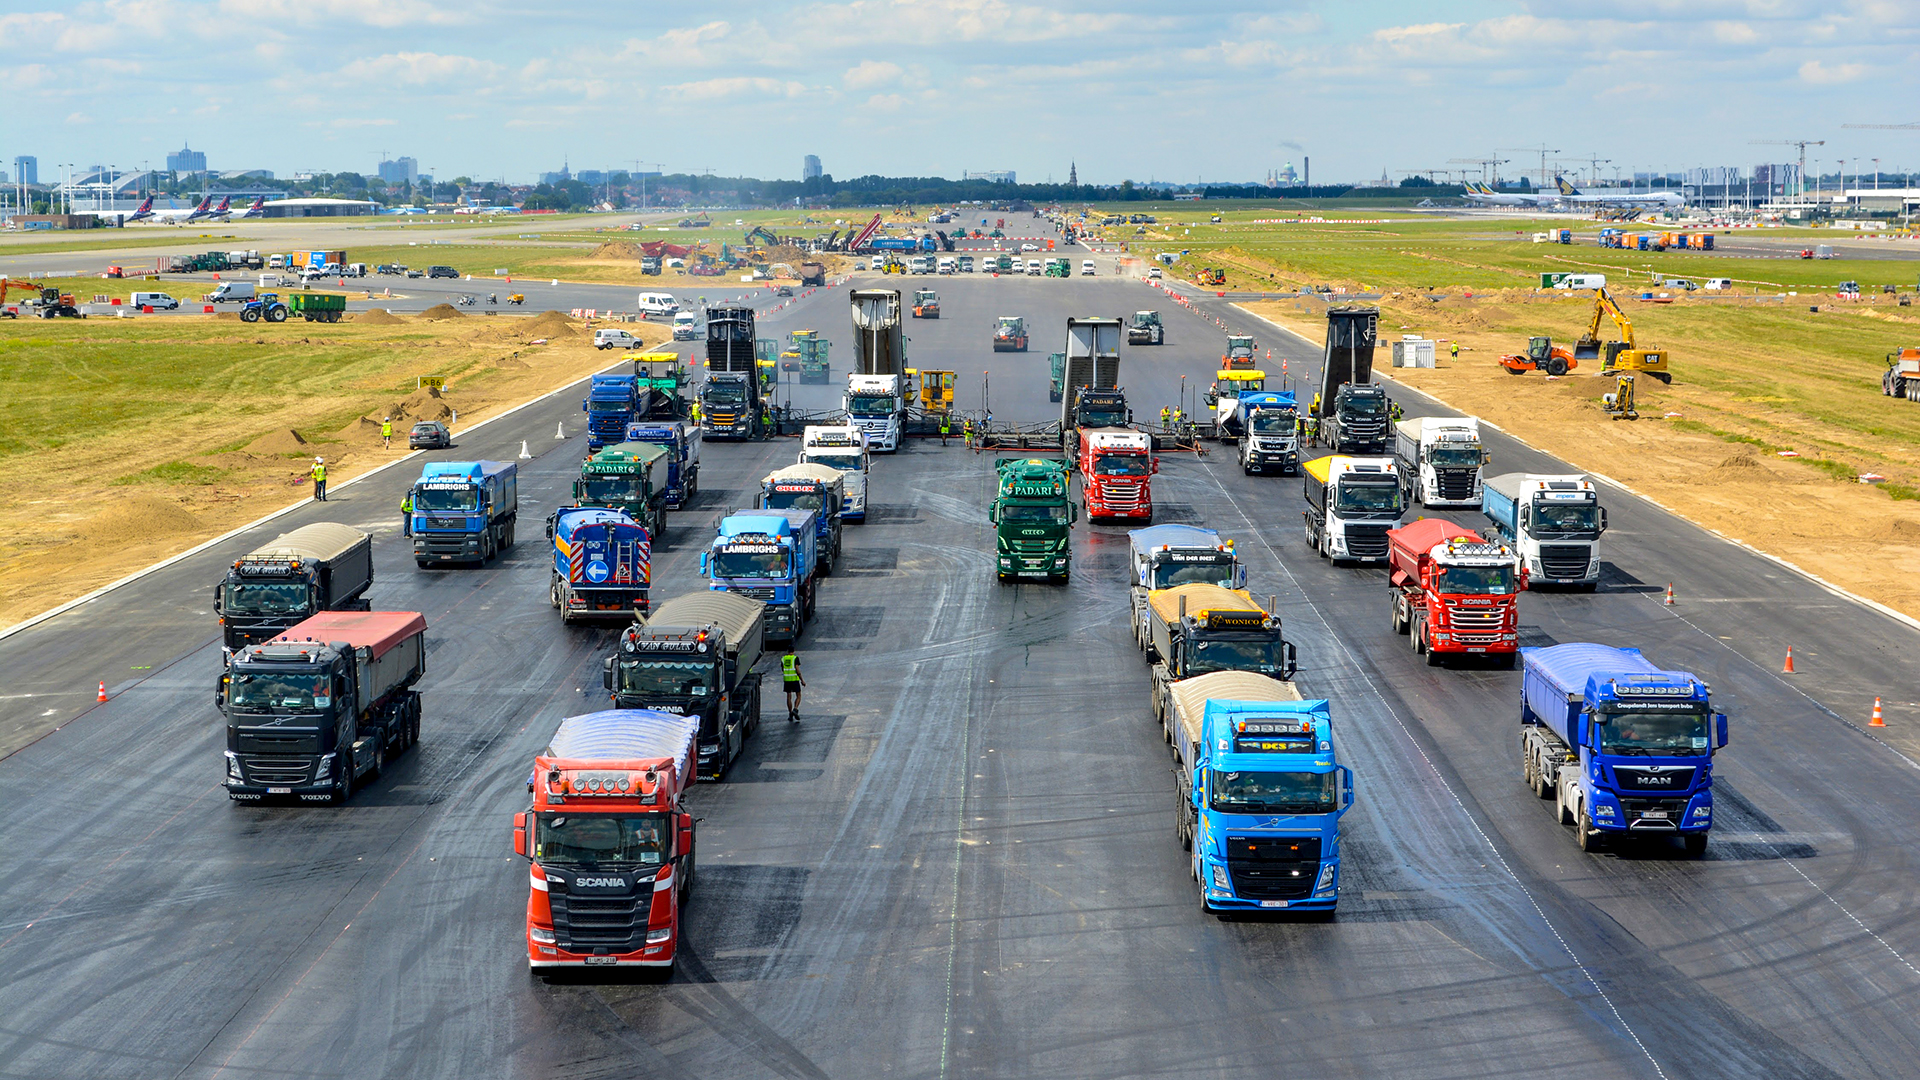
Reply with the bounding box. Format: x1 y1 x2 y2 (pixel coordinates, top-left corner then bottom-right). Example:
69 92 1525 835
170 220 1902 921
3 240 1919 1078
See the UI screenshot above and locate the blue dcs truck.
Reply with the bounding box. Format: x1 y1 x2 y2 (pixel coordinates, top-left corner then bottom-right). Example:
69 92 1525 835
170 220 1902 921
411 461 518 567
583 373 639 452
625 419 702 508
702 511 818 644
1519 643 1727 856
1169 671 1353 916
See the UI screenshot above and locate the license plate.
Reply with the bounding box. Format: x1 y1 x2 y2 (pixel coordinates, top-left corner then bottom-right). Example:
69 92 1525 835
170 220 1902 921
1642 810 1669 819
1260 900 1289 908
1018 571 1047 577
584 956 617 966
268 786 291 794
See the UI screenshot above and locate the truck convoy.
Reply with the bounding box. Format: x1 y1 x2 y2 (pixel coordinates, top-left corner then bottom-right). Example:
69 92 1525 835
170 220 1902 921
546 505 653 622
1480 473 1606 589
583 374 639 452
1059 317 1128 461
223 610 426 804
623 420 701 509
1127 310 1164 345
760 463 845 575
1519 644 1727 855
1393 417 1489 508
411 460 518 567
1140 584 1296 724
515 709 700 975
800 425 871 522
607 591 765 780
1126 527 1247 647
1386 518 1522 667
990 457 1076 582
574 442 671 541
1301 455 1404 563
698 306 767 440
848 289 907 452
215 523 373 651
1237 391 1300 475
1312 306 1390 454
704 511 818 643
1168 672 1351 915
1078 428 1155 522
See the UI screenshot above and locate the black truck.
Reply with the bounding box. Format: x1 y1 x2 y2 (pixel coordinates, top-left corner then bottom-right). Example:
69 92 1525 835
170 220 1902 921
1313 305 1390 454
606 591 767 780
698 306 767 440
215 522 373 651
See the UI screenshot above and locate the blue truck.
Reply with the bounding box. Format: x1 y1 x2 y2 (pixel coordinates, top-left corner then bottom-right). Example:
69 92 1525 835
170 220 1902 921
625 419 702 508
1168 671 1353 916
702 510 818 644
1519 643 1727 856
411 461 518 567
583 373 639 452
545 505 653 622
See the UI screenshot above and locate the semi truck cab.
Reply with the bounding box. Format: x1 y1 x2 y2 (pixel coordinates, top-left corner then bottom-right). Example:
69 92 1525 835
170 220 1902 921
845 374 903 452
624 420 701 509
411 461 518 567
800 426 871 522
574 442 670 542
990 458 1076 581
1237 391 1300 475
608 592 765 780
704 512 817 643
583 374 639 452
1394 417 1489 508
1078 428 1155 522
1302 455 1404 563
1481 473 1606 588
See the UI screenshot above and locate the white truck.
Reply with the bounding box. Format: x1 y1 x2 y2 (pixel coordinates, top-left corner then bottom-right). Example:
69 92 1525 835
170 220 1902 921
1301 455 1404 564
845 374 904 453
1481 473 1607 589
800 424 872 522
1393 417 1490 508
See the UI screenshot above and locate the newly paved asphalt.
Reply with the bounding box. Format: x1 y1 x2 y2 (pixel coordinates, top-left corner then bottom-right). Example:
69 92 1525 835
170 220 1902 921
3 221 1919 1078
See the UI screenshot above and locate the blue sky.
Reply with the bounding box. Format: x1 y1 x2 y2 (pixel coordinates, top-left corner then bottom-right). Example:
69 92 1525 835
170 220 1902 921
2 0 1916 185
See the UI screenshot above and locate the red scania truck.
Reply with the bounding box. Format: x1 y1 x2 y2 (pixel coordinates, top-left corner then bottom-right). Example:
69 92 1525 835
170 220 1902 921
515 709 700 978
1386 517 1523 667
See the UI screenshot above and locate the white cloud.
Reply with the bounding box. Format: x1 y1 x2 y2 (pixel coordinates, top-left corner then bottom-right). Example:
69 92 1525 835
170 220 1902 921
658 76 809 103
219 0 469 28
844 60 903 90
1798 59 1866 83
337 52 501 86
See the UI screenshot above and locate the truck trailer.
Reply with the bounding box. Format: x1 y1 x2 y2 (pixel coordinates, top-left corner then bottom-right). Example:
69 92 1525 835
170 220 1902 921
1394 417 1489 508
699 306 766 441
1519 644 1727 855
515 709 700 975
1059 317 1127 462
223 610 426 804
1302 455 1403 563
546 506 653 622
1386 518 1521 667
623 420 701 509
607 591 766 780
1311 306 1388 453
1481 473 1606 589
214 522 373 651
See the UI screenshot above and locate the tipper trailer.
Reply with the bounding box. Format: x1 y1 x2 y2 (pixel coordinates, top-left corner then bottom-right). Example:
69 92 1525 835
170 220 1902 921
1140 584 1296 726
1386 518 1521 666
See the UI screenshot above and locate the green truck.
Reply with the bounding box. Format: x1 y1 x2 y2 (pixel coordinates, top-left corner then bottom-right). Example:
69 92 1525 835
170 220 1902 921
1044 257 1071 278
989 457 1077 583
1048 352 1066 403
287 293 346 323
573 442 672 542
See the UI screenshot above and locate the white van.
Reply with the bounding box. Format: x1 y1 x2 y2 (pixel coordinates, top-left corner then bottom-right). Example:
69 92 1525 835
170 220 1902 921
1704 278 1733 291
130 291 179 310
204 282 255 303
1081 260 1096 276
870 255 885 271
636 291 679 318
267 254 287 269
671 310 700 341
594 328 641 350
1026 259 1042 276
938 256 956 275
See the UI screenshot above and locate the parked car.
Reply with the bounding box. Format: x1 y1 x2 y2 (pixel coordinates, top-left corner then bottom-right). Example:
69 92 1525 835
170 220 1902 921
408 421 452 449
428 266 459 279
1020 243 1038 252
594 328 641 351
1148 267 1163 279
129 291 180 310
406 269 424 278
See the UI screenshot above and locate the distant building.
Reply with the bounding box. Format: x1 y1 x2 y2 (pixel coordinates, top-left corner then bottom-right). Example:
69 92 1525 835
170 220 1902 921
963 170 1016 184
804 154 822 181
167 144 206 174
255 197 379 218
1068 162 1077 186
576 169 605 184
539 161 572 186
14 156 37 186
220 169 275 181
378 157 419 186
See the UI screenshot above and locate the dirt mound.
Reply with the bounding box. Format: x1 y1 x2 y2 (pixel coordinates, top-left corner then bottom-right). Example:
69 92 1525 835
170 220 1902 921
74 495 204 543
1715 451 1762 470
418 304 466 321
335 415 388 442
244 429 310 455
378 385 453 423
351 308 405 325
522 310 582 338
767 243 810 266
589 240 643 260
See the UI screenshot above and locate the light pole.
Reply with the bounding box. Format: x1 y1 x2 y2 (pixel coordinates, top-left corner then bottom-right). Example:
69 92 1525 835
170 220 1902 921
1873 158 1880 190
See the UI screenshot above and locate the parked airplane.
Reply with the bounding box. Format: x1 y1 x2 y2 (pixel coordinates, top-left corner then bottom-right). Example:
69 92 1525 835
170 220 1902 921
1554 176 1685 207
202 196 234 221
123 195 155 223
1461 181 1555 207
235 197 266 219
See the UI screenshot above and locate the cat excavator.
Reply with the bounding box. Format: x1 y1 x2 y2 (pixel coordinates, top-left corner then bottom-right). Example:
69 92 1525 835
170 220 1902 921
1580 286 1671 384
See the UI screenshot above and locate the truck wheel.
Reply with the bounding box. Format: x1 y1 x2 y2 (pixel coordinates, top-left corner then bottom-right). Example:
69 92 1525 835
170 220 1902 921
549 578 561 609
1178 802 1193 851
1545 357 1568 377
1390 602 1406 635
1683 833 1708 858
1558 789 1574 825
408 700 421 749
1577 804 1605 853
331 758 353 805
371 738 386 780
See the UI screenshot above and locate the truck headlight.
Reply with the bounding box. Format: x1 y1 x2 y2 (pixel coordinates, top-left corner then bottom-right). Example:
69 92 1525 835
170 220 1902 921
1593 803 1616 817
1691 805 1711 819
646 927 673 944
1315 864 1336 893
1210 864 1230 891
226 752 242 779
529 926 556 944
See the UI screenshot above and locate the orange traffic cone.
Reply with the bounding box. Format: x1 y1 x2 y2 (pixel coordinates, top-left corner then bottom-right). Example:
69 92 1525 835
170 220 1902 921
97 681 108 702
1782 646 1795 674
1870 698 1885 727
1664 583 1675 606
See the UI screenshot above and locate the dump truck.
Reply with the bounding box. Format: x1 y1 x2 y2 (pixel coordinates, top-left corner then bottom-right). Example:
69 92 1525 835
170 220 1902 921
411 460 518 567
1481 473 1606 589
760 463 845 575
799 261 826 286
1883 346 1920 402
1126 526 1247 646
1167 672 1351 915
1078 428 1155 522
1237 391 1300 475
912 288 940 318
1520 644 1727 856
1059 317 1127 462
698 306 767 441
1393 417 1489 508
992 315 1029 352
1141 585 1295 722
574 442 671 543
546 505 653 622
704 511 818 644
1387 518 1521 667
851 289 906 374
623 420 701 509
515 709 700 974
991 457 1075 582
222 610 426 804
1127 310 1163 346
584 374 640 453
1311 306 1389 453
214 522 373 651
1302 455 1403 564
607 591 766 780
800 425 870 522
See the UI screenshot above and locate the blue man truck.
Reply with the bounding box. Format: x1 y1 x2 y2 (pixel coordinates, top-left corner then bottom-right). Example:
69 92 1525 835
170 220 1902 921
1169 671 1353 916
583 373 639 452
703 511 818 644
411 461 518 567
624 419 702 508
546 505 653 623
1519 643 1727 856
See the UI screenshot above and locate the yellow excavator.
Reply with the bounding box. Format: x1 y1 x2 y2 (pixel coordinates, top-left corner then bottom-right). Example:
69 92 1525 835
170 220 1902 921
1578 287 1670 384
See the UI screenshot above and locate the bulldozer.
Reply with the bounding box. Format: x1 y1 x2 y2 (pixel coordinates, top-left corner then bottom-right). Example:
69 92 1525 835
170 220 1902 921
1498 336 1577 376
1580 287 1671 384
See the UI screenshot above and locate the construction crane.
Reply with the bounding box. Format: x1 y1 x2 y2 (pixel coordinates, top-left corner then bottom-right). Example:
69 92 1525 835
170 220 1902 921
1749 139 1824 197
1448 157 1509 185
1498 145 1560 189
1842 122 1920 131
1566 154 1613 188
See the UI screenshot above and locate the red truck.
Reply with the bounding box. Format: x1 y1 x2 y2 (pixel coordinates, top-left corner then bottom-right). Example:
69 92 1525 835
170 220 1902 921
1077 428 1155 521
1386 518 1522 667
515 709 700 977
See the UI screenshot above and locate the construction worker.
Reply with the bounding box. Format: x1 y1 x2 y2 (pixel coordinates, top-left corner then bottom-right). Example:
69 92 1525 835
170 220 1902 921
939 413 951 445
401 490 414 538
310 457 327 502
1389 400 1405 422
689 399 702 427
1160 405 1171 427
381 417 393 449
781 650 804 722
1449 340 1460 362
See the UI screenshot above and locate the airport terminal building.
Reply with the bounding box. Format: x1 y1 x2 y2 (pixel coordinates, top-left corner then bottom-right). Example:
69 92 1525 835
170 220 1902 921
257 198 380 218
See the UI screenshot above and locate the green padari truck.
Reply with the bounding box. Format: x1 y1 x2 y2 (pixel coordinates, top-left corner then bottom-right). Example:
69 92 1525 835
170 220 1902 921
574 442 671 543
989 457 1076 582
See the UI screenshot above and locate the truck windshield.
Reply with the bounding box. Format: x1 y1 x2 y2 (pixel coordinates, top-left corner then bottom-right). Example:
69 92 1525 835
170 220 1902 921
579 477 642 502
1209 770 1337 815
223 582 310 615
1598 708 1709 757
533 812 670 869
702 383 745 404
617 659 718 697
1343 396 1384 415
1334 482 1402 514
999 502 1068 524
1429 446 1482 468
714 548 790 578
225 671 327 712
849 393 896 415
587 400 629 412
1152 558 1235 589
1533 502 1600 536
1078 406 1128 427
1434 565 1515 595
1092 453 1149 476
764 490 824 511
1189 637 1289 676
1248 411 1295 434
807 453 863 472
415 486 478 511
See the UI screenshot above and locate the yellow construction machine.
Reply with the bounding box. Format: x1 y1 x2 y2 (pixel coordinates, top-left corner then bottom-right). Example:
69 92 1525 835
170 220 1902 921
1578 287 1670 384
919 369 956 413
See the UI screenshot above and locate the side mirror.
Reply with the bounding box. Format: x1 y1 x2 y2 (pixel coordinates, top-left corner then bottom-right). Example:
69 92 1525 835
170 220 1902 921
1339 765 1355 813
514 810 529 858
699 552 710 575
1715 713 1729 749
215 674 226 709
602 657 614 691
1280 641 1299 681
987 506 998 524
213 583 224 613
1151 458 1160 474
1069 504 1079 524
1483 451 1493 465
1598 507 1609 533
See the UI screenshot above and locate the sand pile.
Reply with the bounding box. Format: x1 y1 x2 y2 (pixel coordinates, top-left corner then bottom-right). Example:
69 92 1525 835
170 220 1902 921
418 304 465 321
522 310 582 338
376 385 454 423
589 240 643 260
351 308 405 325
74 495 204 542
244 429 310 455
766 243 810 266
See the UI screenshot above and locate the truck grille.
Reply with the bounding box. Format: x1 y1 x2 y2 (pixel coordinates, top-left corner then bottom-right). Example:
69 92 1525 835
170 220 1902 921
242 757 316 785
1614 767 1697 792
1435 469 1477 502
1097 483 1143 509
1009 539 1060 554
550 889 644 951
1539 544 1593 579
1619 797 1688 829
236 730 322 755
1345 524 1390 559
1225 835 1321 900
1446 607 1506 632
729 585 777 601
